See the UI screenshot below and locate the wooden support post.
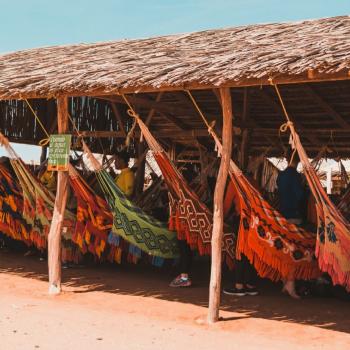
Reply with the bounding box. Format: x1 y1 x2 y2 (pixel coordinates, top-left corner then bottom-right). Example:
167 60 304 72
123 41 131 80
47 97 69 295
208 87 233 323
40 146 48 165
239 87 250 170
135 142 147 195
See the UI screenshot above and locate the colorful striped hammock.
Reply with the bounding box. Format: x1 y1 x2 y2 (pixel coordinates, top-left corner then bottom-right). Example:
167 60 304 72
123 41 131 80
0 164 32 244
83 144 179 260
10 158 75 249
0 134 81 262
68 165 112 258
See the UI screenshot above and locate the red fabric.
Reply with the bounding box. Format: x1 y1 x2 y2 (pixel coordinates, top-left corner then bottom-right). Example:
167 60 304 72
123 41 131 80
230 169 320 281
154 152 236 264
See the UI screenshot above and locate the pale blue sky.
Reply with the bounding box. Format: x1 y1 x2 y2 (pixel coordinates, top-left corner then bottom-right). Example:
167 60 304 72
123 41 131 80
0 0 349 161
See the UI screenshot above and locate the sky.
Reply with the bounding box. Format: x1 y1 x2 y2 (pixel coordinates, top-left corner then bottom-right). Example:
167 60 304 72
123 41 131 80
0 0 349 162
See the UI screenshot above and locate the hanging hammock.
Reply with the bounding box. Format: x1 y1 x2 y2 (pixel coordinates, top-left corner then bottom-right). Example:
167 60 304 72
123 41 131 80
125 106 236 266
0 134 79 260
183 90 320 282
83 143 179 260
283 123 350 289
268 84 350 290
69 165 153 265
68 164 112 259
0 163 32 244
211 129 319 281
9 158 75 249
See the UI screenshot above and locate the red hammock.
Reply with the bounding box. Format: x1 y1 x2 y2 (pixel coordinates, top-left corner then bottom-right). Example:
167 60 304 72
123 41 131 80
133 114 236 266
205 128 320 281
68 165 112 259
229 163 319 281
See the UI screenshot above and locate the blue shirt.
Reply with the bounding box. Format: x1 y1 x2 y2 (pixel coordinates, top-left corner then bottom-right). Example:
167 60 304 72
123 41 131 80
277 166 304 219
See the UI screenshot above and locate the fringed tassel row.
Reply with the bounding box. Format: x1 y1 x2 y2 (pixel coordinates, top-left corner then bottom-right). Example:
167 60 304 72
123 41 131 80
237 220 320 282
316 242 350 291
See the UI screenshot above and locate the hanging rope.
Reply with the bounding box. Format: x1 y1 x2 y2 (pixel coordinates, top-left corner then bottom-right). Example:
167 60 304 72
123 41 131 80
24 99 50 146
120 94 138 147
185 90 213 130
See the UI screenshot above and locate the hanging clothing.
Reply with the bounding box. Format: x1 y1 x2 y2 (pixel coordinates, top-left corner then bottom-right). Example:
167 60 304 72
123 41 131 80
277 166 304 220
115 167 134 198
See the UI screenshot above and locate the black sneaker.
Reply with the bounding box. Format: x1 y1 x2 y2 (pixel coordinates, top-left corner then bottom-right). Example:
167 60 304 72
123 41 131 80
245 287 259 296
223 287 246 296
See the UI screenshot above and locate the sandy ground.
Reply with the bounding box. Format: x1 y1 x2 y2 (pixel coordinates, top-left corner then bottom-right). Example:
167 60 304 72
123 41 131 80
1 250 350 350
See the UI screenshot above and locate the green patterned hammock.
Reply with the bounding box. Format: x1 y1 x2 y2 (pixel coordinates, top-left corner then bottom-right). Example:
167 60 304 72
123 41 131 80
84 145 179 259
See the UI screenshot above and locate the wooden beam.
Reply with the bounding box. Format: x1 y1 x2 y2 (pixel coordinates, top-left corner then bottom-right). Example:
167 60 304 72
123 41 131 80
303 85 350 129
40 146 47 164
6 70 350 101
208 87 232 323
100 95 190 130
258 88 320 145
47 97 69 295
110 102 127 137
145 92 163 126
76 130 125 138
47 99 58 134
239 87 250 169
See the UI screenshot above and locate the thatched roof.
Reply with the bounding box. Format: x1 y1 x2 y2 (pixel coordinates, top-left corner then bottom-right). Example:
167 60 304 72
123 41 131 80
0 15 350 100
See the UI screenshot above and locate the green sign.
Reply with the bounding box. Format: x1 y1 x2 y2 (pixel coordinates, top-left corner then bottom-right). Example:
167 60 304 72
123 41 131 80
48 134 72 171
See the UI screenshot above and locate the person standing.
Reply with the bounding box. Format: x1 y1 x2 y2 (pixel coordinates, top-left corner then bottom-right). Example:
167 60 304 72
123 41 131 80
277 149 305 299
114 150 135 199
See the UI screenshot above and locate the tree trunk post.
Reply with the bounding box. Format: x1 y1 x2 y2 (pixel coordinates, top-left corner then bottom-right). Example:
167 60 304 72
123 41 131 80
208 87 233 323
239 87 250 170
40 146 48 165
48 97 69 295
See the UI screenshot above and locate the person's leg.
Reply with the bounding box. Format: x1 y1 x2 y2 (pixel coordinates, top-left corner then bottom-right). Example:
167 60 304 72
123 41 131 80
234 257 245 289
178 240 193 277
282 218 302 299
170 240 193 287
242 255 259 295
282 273 300 299
223 256 246 296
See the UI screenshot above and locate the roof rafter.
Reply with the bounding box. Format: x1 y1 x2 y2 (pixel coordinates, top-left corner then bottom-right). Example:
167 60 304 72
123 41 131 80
303 85 350 129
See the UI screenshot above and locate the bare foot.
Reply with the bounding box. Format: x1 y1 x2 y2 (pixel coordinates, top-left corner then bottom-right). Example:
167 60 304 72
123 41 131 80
282 281 300 299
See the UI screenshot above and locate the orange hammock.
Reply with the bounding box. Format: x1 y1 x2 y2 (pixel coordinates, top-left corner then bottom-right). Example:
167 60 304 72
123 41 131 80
68 165 113 259
183 89 321 282
0 164 32 244
286 122 350 289
268 83 350 290
128 108 236 266
210 129 320 281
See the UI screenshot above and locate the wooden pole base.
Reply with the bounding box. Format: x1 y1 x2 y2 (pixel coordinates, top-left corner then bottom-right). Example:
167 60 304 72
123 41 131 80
47 97 69 295
207 87 233 323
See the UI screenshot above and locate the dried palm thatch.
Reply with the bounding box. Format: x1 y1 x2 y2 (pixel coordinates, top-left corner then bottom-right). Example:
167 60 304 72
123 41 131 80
0 15 350 100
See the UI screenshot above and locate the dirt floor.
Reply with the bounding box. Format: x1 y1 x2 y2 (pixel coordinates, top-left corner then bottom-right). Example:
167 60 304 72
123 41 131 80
1 250 350 350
